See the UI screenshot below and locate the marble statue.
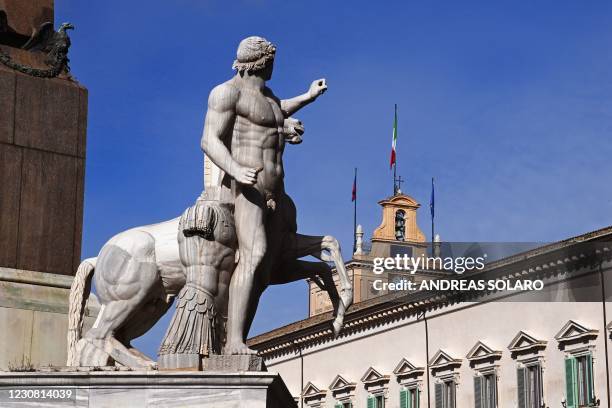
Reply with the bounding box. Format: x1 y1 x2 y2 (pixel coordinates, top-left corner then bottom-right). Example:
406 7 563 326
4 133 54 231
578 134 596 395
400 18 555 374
67 36 353 369
199 36 352 355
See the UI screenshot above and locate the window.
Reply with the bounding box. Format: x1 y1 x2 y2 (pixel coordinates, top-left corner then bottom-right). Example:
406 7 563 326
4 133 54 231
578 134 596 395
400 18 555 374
400 387 419 408
367 394 384 408
395 210 406 241
517 363 543 408
435 380 455 408
474 373 497 408
565 354 595 408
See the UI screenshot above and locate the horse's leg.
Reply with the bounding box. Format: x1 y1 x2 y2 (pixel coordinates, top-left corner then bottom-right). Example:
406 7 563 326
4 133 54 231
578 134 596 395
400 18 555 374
82 232 160 368
269 259 340 314
118 293 174 361
82 299 157 368
292 234 353 337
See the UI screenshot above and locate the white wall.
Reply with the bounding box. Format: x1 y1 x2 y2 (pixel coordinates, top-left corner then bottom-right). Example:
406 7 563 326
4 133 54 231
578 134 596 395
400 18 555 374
267 300 611 408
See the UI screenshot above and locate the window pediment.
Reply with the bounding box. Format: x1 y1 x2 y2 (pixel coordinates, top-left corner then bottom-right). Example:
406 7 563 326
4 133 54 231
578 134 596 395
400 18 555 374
555 320 598 346
393 358 425 382
466 341 502 363
361 367 390 395
302 381 327 402
508 331 547 357
360 367 390 384
329 374 356 396
428 350 462 371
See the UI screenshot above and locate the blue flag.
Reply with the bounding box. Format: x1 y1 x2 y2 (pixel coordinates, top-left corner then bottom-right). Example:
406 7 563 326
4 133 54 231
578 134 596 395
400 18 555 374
430 177 435 219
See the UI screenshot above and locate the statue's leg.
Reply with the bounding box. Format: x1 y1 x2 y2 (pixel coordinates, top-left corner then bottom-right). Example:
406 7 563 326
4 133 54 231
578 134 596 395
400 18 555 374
215 261 235 352
226 188 267 355
293 233 353 337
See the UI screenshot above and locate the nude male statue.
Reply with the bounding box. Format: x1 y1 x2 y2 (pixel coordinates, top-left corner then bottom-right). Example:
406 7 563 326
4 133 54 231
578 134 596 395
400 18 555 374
201 36 328 354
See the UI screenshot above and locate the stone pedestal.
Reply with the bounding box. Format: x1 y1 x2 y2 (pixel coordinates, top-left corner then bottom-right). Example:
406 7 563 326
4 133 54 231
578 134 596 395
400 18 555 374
0 0 89 371
0 63 87 276
0 267 99 371
1 0 87 278
0 370 298 408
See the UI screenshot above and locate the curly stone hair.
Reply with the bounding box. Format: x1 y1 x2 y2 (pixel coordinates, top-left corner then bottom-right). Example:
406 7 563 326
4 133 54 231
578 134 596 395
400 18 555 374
232 36 276 73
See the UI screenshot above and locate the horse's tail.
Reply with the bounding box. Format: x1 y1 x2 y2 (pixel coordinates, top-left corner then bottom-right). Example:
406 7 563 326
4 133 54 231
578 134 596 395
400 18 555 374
67 257 96 366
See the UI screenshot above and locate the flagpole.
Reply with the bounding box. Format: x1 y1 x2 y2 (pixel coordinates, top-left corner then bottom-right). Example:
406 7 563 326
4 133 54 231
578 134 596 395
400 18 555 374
353 167 357 254
393 163 397 195
431 177 435 252
393 104 397 195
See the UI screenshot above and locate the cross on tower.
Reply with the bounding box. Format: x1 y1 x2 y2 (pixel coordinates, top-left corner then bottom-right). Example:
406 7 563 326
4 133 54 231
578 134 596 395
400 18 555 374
394 175 404 195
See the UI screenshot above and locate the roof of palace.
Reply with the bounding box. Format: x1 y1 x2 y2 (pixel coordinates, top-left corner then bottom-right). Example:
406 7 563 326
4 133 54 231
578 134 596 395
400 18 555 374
247 225 612 358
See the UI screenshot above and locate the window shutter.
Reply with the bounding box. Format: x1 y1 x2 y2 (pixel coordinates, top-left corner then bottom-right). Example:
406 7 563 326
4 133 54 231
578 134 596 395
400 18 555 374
517 367 526 408
415 387 420 408
335 404 343 408
537 364 544 406
491 373 497 407
435 383 443 408
565 357 577 408
400 389 408 408
474 376 483 408
586 353 595 405
450 381 456 408
367 396 375 408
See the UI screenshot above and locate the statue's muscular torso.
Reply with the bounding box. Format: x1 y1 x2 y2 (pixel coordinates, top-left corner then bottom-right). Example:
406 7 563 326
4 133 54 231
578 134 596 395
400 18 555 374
225 78 286 196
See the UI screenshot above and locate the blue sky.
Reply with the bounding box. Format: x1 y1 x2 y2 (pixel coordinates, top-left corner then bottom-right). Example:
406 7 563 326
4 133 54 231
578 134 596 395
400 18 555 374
57 0 612 358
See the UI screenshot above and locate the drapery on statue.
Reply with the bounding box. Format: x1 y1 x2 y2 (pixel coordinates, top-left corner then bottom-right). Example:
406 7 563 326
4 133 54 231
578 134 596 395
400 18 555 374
66 36 353 369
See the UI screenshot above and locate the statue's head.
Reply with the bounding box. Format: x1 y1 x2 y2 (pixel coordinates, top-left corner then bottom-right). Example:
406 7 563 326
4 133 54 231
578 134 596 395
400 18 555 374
232 36 276 80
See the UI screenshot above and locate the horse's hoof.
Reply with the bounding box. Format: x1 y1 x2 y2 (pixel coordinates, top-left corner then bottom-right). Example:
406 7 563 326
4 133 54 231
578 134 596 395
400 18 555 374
340 288 353 309
148 361 158 370
332 316 344 338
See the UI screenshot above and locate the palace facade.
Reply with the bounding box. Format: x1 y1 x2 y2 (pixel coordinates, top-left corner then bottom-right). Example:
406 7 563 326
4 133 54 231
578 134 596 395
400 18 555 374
248 192 612 408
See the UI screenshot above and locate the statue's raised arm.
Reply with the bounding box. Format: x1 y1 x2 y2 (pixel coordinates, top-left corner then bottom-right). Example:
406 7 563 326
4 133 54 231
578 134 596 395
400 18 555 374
280 78 328 117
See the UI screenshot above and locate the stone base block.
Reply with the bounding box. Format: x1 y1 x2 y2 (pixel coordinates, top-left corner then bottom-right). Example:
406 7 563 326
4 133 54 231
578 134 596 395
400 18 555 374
0 267 99 371
159 353 266 372
0 370 297 408
202 355 266 372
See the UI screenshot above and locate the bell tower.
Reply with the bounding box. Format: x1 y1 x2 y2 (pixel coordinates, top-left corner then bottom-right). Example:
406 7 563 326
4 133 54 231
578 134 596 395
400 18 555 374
367 193 427 259
372 194 426 244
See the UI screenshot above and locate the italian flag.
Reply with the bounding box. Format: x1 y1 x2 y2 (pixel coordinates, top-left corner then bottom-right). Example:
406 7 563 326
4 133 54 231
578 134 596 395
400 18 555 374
389 104 397 169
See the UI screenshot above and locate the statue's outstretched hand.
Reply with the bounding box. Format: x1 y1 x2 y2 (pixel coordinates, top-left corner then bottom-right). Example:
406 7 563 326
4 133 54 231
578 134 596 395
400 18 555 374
233 166 261 185
308 78 327 99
